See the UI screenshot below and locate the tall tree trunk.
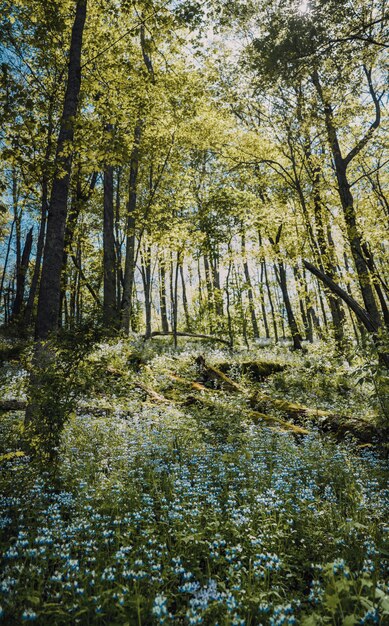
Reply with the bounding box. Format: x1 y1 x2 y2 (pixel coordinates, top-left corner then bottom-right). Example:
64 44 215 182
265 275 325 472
12 172 21 281
159 258 169 333
211 251 223 317
203 254 214 333
24 100 54 326
11 227 33 320
0 219 15 314
24 184 48 325
34 0 87 341
103 165 117 327
312 70 382 330
259 263 270 339
276 262 303 350
180 263 191 331
226 243 234 348
173 252 180 348
122 121 142 333
264 261 278 342
293 265 313 342
25 0 88 453
241 231 259 338
115 167 123 309
310 157 346 348
140 243 152 339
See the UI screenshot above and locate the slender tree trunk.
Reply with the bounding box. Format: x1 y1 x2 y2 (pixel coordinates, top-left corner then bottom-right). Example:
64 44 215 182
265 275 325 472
140 243 152 339
122 121 142 333
0 219 15 314
180 263 191 331
24 187 48 325
203 254 214 333
12 172 21 281
159 258 169 333
115 167 123 309
11 227 33 320
103 165 117 327
173 252 180 348
259 263 270 338
211 251 223 317
312 70 382 330
226 244 234 348
293 265 313 342
241 232 259 338
264 261 278 342
276 262 303 350
24 101 54 326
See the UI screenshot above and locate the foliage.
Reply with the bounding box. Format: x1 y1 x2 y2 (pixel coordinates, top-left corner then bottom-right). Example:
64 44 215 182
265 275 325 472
0 340 388 624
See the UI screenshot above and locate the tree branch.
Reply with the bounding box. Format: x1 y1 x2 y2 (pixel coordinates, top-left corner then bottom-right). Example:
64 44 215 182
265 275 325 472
344 66 381 166
303 260 378 333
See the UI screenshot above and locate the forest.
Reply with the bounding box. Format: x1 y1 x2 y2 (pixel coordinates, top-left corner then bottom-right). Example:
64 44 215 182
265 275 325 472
0 0 388 623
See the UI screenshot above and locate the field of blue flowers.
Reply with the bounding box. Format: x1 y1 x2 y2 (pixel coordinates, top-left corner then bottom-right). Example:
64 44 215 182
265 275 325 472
0 341 388 625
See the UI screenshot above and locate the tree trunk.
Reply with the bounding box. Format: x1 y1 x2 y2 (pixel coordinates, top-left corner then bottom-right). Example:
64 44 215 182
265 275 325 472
140 243 152 339
312 70 382 330
0 219 15 314
242 232 259 338
304 259 389 368
11 227 33 320
25 0 88 452
34 0 87 341
203 254 214 332
173 252 180 348
122 121 142 333
259 263 270 339
159 258 169 333
277 262 303 350
264 261 278 342
180 263 191 331
24 184 48 325
24 100 54 326
103 165 117 327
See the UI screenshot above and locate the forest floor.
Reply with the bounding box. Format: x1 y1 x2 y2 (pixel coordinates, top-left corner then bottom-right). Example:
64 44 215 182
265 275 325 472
0 336 388 625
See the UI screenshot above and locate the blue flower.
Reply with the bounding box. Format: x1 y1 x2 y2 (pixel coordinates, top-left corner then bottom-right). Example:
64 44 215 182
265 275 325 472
21 609 38 621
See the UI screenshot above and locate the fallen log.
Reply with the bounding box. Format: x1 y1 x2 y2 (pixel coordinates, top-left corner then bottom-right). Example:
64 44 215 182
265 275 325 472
195 356 242 392
184 394 308 435
216 360 285 381
136 382 170 404
165 372 209 392
195 356 382 444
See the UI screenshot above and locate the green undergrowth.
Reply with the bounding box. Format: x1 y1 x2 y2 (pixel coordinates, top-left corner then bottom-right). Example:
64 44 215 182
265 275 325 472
0 337 388 624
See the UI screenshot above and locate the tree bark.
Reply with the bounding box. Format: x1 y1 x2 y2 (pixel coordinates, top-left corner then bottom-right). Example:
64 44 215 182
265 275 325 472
159 258 169 333
0 219 15 313
24 99 54 326
103 165 117 327
180 263 191 331
122 121 142 333
242 232 259 338
34 0 87 340
312 70 382 330
11 227 33 320
277 261 303 350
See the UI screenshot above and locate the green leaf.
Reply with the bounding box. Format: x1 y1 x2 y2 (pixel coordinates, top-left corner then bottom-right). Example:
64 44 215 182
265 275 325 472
325 594 339 610
343 616 358 626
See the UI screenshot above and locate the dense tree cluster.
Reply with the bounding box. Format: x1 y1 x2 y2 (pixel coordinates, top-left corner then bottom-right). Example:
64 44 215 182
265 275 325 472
0 0 388 433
